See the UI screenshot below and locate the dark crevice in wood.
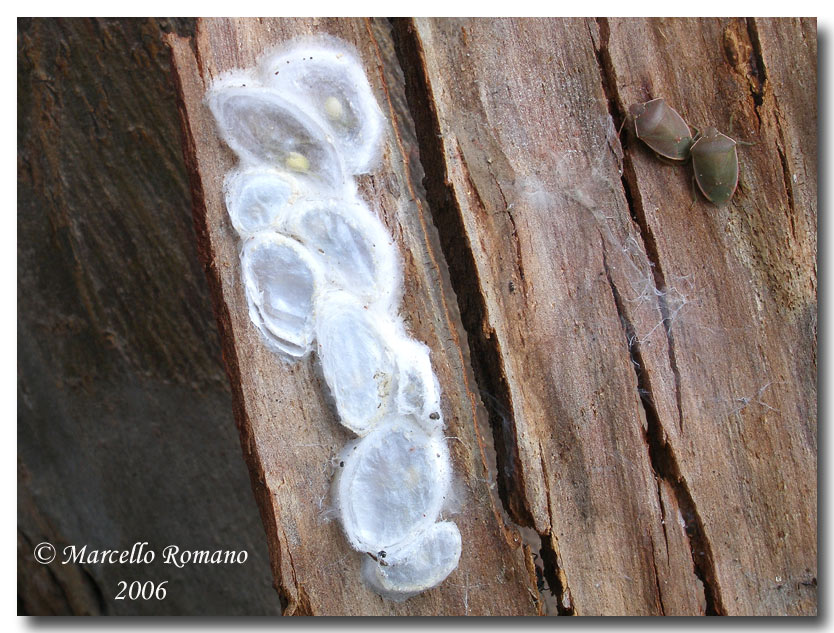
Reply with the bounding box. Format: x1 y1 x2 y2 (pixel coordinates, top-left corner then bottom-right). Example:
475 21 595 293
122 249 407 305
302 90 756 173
602 247 723 615
622 160 686 436
391 18 560 613
594 19 688 434
656 478 672 567
592 19 686 440
592 19 626 141
490 173 526 288
776 141 798 236
276 581 290 613
745 18 768 128
535 446 575 615
278 522 312 616
591 43 705 552
747 18 799 237
538 532 575 615
390 18 536 530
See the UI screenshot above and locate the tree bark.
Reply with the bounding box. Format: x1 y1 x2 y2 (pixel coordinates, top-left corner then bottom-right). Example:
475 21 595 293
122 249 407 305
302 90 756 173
168 17 816 616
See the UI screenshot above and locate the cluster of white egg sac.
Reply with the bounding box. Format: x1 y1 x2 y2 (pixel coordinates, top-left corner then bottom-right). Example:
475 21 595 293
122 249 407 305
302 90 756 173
206 37 461 602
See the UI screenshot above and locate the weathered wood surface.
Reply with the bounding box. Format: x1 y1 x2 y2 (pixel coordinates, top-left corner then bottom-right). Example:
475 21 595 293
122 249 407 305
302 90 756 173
18 18 280 615
168 17 816 615
600 18 817 616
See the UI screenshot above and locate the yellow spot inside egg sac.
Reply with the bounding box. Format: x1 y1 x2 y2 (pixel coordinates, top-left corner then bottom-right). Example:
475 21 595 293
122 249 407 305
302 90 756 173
324 96 344 121
285 152 310 172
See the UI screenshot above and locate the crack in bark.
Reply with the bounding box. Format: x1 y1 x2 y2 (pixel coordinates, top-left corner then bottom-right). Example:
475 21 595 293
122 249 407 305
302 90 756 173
745 18 799 240
455 140 527 298
592 18 685 436
278 523 312 616
390 17 557 610
602 244 723 616
624 160 686 437
390 18 536 530
776 141 798 238
537 446 575 615
656 477 671 567
744 18 768 129
648 530 667 615
490 172 526 289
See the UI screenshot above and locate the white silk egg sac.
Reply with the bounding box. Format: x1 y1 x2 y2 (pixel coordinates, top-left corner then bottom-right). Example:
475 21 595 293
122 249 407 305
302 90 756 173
361 521 462 602
240 232 324 359
314 291 400 435
391 336 443 433
259 44 385 175
207 38 461 602
334 417 451 553
280 196 401 312
207 78 347 191
224 168 302 237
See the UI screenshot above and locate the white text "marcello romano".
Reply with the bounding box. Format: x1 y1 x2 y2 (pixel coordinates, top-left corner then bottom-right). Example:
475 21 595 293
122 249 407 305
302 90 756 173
61 543 249 568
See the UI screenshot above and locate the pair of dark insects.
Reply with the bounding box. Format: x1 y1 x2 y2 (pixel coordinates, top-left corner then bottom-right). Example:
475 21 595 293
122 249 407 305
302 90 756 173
629 98 741 205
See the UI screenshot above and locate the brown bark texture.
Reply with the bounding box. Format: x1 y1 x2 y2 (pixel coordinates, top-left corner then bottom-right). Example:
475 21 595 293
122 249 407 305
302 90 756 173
167 17 817 616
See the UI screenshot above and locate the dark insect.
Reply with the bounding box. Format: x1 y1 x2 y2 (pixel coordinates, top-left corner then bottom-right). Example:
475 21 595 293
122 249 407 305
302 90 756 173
690 127 740 205
629 98 694 161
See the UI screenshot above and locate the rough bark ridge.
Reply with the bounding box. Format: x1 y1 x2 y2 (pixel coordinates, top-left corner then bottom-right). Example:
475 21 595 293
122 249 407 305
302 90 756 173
168 17 816 615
